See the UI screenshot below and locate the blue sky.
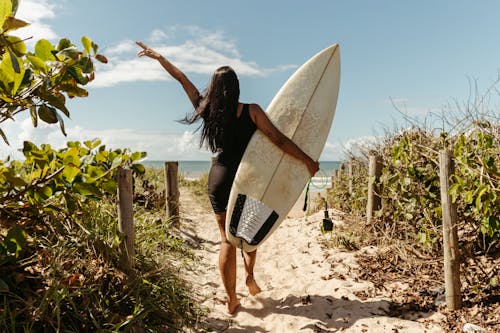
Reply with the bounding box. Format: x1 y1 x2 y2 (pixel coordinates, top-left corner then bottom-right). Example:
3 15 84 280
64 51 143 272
2 0 500 161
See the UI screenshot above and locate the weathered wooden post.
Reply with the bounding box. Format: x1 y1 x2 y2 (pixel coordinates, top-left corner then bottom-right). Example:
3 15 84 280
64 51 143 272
439 150 462 310
117 167 134 270
164 161 180 226
366 153 382 224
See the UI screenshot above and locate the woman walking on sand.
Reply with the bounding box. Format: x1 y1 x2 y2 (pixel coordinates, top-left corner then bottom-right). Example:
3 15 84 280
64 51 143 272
137 41 319 314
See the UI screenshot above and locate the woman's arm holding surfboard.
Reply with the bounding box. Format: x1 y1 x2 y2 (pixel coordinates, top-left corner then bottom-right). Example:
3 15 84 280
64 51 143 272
249 103 319 176
136 41 201 109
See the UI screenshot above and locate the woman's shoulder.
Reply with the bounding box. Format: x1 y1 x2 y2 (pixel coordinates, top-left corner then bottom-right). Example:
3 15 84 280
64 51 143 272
245 103 265 123
246 103 264 113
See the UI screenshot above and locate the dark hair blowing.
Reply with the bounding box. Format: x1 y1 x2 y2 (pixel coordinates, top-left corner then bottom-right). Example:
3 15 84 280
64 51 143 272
182 66 240 153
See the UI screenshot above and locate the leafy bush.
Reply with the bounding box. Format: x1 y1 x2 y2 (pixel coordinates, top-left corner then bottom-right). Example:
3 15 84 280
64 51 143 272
329 123 499 249
450 124 500 248
0 141 203 331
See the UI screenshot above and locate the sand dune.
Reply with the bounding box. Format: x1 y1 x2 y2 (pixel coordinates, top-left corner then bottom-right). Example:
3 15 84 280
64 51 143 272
179 188 444 332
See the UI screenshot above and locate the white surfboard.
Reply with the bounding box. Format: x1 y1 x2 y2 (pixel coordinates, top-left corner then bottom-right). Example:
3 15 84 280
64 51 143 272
225 44 340 252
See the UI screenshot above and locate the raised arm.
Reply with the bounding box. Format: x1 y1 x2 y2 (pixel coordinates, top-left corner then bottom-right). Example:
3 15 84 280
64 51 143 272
248 103 319 176
136 41 201 109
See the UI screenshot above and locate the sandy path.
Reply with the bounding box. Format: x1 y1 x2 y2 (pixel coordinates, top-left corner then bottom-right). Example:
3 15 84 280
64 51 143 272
179 187 444 332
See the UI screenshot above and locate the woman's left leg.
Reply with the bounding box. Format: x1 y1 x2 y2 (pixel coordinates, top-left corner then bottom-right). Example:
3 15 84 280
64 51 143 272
242 250 262 295
214 212 240 314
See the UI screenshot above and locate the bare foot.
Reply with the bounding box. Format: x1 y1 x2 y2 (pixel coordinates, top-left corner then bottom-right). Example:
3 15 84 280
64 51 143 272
246 275 262 296
227 298 240 315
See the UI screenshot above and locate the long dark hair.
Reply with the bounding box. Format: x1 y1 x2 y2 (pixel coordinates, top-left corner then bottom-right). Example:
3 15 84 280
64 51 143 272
182 66 240 153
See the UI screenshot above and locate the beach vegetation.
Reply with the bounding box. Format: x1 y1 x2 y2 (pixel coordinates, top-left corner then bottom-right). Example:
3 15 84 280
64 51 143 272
326 82 499 328
0 140 203 331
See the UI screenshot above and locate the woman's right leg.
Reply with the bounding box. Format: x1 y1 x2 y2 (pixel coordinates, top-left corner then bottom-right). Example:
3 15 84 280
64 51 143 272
214 212 240 314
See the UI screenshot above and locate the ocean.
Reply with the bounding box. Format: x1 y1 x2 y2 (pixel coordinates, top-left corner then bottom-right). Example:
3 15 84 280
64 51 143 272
142 160 340 191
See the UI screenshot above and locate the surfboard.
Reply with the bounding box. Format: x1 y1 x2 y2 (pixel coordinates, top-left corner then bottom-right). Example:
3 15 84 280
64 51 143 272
225 44 340 252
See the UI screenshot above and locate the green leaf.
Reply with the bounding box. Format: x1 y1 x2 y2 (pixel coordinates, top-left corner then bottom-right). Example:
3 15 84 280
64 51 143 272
465 190 474 204
0 0 12 30
2 16 29 32
27 54 48 73
11 0 18 15
110 157 122 170
63 164 80 183
0 128 9 145
8 50 20 73
4 170 25 187
9 51 24 94
34 39 56 61
67 66 88 85
55 111 67 136
81 36 92 54
56 38 72 51
0 52 14 93
29 104 37 127
5 226 27 258
84 138 101 150
22 141 37 153
101 180 117 194
62 84 88 98
63 147 81 167
448 183 461 202
38 186 53 199
132 163 146 175
131 151 143 161
475 185 489 209
73 182 101 197
85 165 104 178
0 92 14 102
78 56 94 73
38 104 58 124
57 46 80 60
39 91 69 117
91 41 98 55
5 35 26 55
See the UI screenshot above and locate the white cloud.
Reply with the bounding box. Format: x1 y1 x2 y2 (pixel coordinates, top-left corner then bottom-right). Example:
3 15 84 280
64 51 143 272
106 40 137 56
0 117 212 161
340 135 382 157
150 29 169 43
15 0 59 47
92 25 296 88
319 140 344 161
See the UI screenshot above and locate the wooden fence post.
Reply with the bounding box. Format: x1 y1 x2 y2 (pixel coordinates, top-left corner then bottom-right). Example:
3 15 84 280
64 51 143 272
366 153 382 224
439 150 462 310
164 161 180 226
117 167 134 271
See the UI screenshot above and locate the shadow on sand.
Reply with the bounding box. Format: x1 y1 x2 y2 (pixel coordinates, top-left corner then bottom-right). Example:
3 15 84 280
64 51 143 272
195 293 435 332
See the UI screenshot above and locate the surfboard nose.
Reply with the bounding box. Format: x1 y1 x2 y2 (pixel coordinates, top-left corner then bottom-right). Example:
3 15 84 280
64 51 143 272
320 43 339 58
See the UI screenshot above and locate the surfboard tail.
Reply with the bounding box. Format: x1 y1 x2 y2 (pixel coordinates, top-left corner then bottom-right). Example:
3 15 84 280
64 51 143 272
229 194 279 246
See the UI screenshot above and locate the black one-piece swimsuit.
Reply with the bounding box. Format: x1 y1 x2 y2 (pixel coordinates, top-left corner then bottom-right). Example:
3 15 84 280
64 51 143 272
208 104 256 213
